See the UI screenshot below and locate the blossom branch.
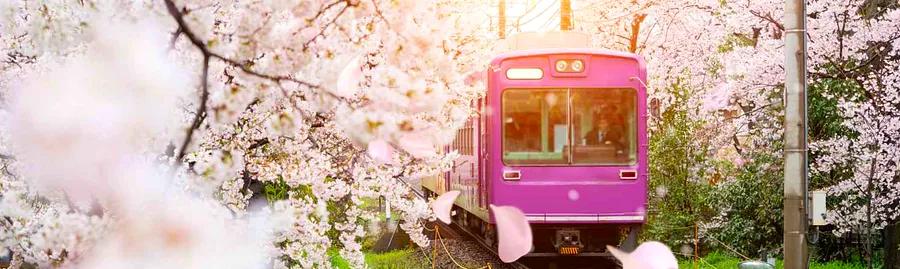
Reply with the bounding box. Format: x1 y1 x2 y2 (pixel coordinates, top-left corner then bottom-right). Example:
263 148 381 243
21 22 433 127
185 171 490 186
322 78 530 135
302 3 351 51
175 54 210 163
164 0 342 163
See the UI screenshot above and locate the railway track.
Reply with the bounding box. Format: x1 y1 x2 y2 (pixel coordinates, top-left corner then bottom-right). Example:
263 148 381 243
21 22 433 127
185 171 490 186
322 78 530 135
429 221 622 269
429 221 530 269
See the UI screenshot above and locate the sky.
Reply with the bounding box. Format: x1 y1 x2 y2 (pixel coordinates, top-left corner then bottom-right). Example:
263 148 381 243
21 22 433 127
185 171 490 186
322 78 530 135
487 0 593 35
505 0 560 33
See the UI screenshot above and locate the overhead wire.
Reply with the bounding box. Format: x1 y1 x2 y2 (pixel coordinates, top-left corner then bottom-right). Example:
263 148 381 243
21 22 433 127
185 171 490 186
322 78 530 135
514 0 558 28
536 6 561 31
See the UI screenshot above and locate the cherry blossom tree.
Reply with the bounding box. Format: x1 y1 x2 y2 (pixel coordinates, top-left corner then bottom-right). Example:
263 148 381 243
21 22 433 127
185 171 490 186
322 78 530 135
576 0 900 260
807 1 900 264
0 0 494 268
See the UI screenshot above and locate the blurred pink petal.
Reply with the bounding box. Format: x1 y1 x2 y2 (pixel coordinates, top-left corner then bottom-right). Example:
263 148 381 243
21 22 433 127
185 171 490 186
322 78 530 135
431 190 460 224
299 27 318 41
607 241 678 269
490 204 532 263
398 132 435 158
464 70 486 86
335 56 362 97
367 139 394 164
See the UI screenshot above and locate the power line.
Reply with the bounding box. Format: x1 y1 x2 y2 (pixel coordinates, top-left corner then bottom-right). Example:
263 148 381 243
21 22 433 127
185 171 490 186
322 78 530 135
515 0 557 27
536 6 560 31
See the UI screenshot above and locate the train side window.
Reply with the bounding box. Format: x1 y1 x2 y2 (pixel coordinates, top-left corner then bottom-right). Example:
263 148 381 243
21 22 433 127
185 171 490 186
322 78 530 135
463 120 469 155
469 119 474 155
466 121 472 155
464 125 469 156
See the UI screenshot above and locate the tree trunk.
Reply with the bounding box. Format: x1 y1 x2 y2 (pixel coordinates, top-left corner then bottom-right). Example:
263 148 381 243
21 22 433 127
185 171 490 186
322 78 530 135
629 14 646 53
886 221 900 269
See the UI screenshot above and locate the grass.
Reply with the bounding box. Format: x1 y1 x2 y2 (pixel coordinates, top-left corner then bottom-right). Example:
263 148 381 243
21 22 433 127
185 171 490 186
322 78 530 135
330 249 427 269
679 252 867 269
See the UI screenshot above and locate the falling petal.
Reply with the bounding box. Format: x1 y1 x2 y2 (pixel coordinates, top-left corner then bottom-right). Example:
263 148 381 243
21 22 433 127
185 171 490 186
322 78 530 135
367 139 394 164
680 244 693 256
490 204 532 263
398 132 435 158
335 56 362 98
607 241 678 269
545 93 559 107
432 191 460 224
567 189 580 201
299 27 318 42
655 186 668 198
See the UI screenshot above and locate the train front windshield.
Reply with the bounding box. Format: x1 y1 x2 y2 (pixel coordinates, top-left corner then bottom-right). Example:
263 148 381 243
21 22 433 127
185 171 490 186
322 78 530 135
502 88 637 165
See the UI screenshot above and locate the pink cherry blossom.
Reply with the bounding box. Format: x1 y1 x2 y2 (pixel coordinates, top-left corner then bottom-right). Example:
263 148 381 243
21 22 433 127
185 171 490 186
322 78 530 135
463 70 486 86
334 56 362 98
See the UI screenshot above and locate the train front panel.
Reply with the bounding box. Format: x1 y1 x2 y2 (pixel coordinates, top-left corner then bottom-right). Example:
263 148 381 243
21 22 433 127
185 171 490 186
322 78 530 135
486 49 649 255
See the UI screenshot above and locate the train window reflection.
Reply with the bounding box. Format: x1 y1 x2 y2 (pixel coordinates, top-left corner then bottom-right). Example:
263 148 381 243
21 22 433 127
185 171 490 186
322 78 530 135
571 88 637 165
502 89 569 165
501 88 637 166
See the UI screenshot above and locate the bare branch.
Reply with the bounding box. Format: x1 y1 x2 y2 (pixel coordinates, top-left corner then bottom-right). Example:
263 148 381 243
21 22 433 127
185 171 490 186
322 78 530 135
176 54 210 163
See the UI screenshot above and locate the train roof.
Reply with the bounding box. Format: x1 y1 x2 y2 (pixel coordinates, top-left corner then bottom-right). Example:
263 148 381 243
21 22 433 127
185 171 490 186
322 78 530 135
489 48 647 79
490 48 645 66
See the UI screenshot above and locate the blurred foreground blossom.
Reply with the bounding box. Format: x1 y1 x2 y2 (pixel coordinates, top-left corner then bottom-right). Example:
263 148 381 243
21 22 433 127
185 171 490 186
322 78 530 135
4 19 282 269
8 20 186 208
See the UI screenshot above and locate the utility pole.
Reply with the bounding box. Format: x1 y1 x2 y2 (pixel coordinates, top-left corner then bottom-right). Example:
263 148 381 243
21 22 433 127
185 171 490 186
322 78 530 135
560 0 572 31
499 0 506 38
784 0 809 267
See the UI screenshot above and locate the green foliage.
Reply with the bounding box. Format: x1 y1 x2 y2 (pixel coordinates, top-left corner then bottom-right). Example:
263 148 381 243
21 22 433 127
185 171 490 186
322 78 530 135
329 249 426 269
365 249 426 269
646 84 717 247
262 176 293 202
807 77 864 141
679 251 759 269
708 153 783 258
678 252 867 269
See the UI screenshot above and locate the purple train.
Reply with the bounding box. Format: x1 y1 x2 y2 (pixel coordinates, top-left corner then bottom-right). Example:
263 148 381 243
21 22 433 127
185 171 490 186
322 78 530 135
423 46 648 257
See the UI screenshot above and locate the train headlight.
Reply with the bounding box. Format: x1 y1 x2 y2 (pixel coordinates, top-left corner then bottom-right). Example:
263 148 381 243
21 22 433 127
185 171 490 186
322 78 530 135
555 59 584 73
570 60 584 72
555 60 568 72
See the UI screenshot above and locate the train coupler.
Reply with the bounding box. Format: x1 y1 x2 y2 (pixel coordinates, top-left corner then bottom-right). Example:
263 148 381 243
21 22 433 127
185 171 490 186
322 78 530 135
554 229 584 255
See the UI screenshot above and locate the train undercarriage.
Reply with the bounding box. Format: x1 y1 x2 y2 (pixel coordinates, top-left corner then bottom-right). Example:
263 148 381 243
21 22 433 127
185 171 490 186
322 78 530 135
445 201 641 258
